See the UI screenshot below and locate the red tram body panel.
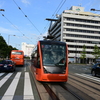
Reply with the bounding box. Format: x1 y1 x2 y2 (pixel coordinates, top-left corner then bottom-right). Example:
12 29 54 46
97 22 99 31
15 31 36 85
31 40 68 82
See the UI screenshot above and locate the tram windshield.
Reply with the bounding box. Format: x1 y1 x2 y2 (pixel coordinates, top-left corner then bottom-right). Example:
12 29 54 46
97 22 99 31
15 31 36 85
41 43 66 67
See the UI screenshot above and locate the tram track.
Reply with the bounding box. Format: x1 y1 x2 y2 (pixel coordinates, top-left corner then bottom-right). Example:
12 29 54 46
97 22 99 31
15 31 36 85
42 82 95 100
69 73 100 85
30 65 100 100
42 82 77 100
69 76 100 93
42 83 60 100
68 73 100 95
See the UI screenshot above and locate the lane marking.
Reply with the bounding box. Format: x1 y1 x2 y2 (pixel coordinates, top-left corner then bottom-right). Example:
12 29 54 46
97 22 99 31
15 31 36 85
24 66 26 72
0 73 13 88
1 72 21 100
24 72 34 100
0 73 5 77
75 73 100 82
81 74 100 80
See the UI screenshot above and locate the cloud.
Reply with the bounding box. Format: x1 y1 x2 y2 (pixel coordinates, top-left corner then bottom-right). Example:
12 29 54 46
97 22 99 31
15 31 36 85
0 27 17 35
21 0 30 5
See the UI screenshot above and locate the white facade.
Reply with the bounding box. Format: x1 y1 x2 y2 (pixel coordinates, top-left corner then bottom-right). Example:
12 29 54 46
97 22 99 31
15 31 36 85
21 42 34 58
49 6 100 63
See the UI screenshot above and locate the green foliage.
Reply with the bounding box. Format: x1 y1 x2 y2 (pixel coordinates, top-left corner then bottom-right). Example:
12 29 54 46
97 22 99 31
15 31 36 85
92 44 100 59
80 44 86 59
80 45 86 63
0 36 8 58
0 35 18 58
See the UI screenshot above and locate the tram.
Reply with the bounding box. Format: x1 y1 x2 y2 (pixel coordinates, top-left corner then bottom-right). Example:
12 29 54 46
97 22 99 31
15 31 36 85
31 40 68 82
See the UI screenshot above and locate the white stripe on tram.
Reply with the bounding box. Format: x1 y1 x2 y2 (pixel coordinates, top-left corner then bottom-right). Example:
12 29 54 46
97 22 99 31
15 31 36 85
1 72 21 100
24 72 34 100
0 73 13 88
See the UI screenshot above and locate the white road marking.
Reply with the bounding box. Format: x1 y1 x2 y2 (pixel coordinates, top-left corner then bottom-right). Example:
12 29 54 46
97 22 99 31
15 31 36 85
1 72 21 100
0 73 5 77
24 72 34 100
24 66 26 72
0 73 13 88
75 73 100 82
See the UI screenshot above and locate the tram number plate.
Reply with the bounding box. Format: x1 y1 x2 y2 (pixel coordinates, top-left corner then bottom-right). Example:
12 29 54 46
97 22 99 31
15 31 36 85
59 75 65 76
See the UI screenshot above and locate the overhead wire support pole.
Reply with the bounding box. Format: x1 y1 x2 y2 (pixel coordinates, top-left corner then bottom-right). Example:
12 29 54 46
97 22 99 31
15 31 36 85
45 18 58 39
91 8 100 11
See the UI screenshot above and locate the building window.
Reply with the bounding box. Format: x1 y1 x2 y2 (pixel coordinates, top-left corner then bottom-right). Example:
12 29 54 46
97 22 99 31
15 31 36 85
66 17 100 24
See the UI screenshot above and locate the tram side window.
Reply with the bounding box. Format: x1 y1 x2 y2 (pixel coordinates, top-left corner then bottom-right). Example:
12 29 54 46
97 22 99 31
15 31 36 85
34 46 40 68
32 46 37 67
36 46 40 68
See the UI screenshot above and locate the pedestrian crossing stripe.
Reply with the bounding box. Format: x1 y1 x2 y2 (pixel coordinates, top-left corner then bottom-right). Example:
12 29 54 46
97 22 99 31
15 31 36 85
24 72 34 100
0 73 5 77
0 72 34 100
0 73 13 88
1 72 21 100
75 73 100 82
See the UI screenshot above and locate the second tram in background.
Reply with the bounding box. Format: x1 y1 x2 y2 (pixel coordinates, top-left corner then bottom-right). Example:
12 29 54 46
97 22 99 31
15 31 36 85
10 50 24 66
31 40 68 82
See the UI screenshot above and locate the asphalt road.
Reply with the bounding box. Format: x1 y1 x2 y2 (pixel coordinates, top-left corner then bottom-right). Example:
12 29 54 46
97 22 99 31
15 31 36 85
68 64 92 74
0 61 99 100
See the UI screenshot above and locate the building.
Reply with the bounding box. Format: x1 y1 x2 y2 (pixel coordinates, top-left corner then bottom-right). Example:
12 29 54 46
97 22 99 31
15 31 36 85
21 42 34 58
48 6 100 63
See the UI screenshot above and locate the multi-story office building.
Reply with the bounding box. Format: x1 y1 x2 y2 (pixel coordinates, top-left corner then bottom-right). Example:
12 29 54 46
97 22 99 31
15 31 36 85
21 42 34 58
49 6 100 63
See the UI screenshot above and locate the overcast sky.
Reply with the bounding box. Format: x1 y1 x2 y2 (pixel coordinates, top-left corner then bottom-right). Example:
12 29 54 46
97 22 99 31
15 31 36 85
0 0 100 49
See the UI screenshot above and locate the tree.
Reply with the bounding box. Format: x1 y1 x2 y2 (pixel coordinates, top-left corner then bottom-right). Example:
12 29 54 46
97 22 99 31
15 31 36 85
8 45 17 58
0 35 18 59
92 44 100 62
0 36 8 58
80 44 86 63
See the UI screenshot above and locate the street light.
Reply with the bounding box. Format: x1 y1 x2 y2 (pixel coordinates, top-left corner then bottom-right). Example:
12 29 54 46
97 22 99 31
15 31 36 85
8 35 16 45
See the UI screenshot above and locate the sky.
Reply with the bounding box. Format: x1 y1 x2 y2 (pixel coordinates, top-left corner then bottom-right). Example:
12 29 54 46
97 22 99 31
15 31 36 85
0 0 100 50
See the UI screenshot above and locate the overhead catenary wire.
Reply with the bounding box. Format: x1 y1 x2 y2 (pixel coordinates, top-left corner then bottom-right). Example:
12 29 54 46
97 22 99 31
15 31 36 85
0 12 34 44
41 0 66 36
0 12 24 36
52 0 66 18
13 0 67 40
42 0 100 36
13 0 41 34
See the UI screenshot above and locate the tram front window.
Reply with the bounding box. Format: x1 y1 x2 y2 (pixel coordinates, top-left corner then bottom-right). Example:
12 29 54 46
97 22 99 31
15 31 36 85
41 44 66 67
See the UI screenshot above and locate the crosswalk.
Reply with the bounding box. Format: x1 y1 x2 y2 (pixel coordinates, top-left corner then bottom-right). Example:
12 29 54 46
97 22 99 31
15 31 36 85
75 73 100 82
0 72 34 100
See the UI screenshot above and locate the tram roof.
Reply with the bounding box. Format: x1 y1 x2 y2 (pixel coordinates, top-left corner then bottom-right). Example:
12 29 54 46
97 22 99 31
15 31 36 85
39 40 66 44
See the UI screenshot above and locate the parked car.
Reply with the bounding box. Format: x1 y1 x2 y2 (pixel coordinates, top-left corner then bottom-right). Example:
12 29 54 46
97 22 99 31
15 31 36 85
0 60 16 72
91 63 100 76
